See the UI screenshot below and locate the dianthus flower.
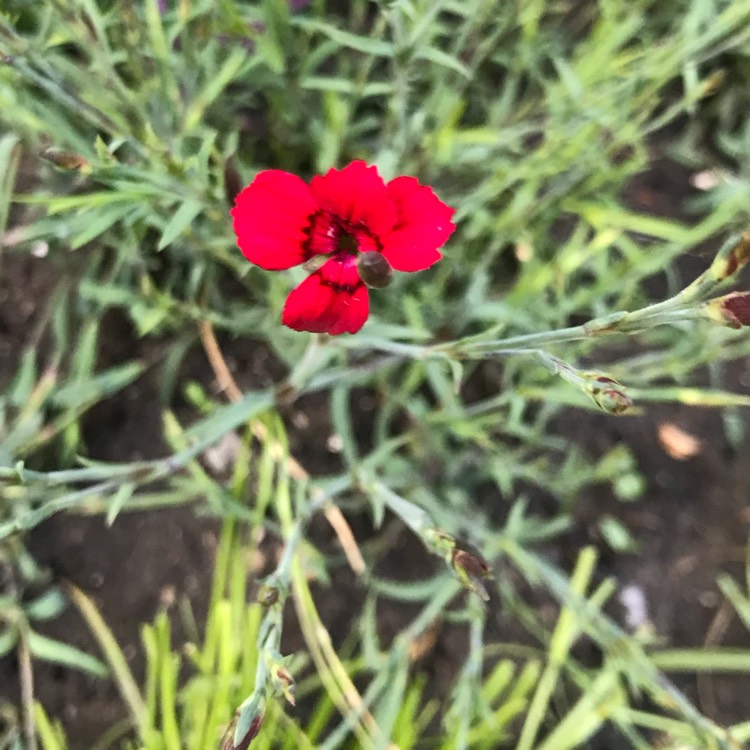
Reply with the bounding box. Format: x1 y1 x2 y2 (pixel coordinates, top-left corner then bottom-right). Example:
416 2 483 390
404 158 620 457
231 160 455 334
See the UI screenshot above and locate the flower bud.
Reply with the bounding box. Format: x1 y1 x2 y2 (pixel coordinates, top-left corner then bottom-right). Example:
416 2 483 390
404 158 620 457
427 530 493 601
222 708 264 750
589 376 634 415
256 584 280 607
451 546 492 602
703 291 750 328
357 251 393 289
553 359 634 416
274 665 296 706
710 232 750 281
39 147 89 171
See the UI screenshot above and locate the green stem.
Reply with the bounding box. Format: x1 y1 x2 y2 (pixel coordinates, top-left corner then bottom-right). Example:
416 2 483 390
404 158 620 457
452 306 701 359
231 479 347 748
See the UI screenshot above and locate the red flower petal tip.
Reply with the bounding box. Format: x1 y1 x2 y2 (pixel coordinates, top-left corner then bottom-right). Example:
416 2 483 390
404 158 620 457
232 161 455 334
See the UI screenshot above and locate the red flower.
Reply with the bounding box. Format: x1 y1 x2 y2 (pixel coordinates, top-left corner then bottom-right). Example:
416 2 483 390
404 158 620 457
231 161 455 334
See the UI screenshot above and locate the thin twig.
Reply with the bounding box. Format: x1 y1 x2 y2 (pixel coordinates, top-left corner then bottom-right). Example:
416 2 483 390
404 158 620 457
698 597 734 720
197 319 366 575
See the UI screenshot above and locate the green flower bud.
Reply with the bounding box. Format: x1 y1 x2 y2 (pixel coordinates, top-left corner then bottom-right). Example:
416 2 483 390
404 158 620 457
588 375 633 416
256 584 280 607
709 232 750 281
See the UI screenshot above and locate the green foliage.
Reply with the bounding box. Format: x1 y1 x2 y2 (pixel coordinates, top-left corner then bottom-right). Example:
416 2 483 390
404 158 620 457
3 1 750 749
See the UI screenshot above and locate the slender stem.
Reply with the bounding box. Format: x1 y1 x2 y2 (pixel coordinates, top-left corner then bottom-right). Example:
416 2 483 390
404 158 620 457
451 307 701 359
17 622 38 750
341 267 723 365
448 324 589 354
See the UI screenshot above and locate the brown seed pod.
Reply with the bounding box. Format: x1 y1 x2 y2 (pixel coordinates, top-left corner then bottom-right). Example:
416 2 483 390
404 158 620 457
357 251 393 289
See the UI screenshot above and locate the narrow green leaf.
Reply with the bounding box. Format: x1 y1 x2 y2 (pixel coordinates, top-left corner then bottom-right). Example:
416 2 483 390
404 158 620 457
27 630 108 678
107 482 136 526
67 583 146 731
25 589 67 621
301 77 393 97
51 362 144 409
8 349 38 406
717 574 750 632
330 384 358 467
34 703 69 750
71 203 138 249
158 199 203 250
184 49 251 131
0 132 21 236
536 671 623 750
0 626 18 659
296 19 394 56
652 648 750 673
414 47 471 78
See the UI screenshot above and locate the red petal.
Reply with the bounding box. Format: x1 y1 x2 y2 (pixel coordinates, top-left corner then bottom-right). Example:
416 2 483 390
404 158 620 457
380 176 455 272
310 161 395 238
305 210 340 256
232 170 320 270
282 256 369 335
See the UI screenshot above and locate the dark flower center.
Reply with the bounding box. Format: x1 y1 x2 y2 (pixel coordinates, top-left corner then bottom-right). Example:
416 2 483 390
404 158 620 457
337 230 358 254
303 210 382 260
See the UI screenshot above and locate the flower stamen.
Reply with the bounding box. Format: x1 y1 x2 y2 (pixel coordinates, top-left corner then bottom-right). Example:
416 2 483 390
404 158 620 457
337 230 358 254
